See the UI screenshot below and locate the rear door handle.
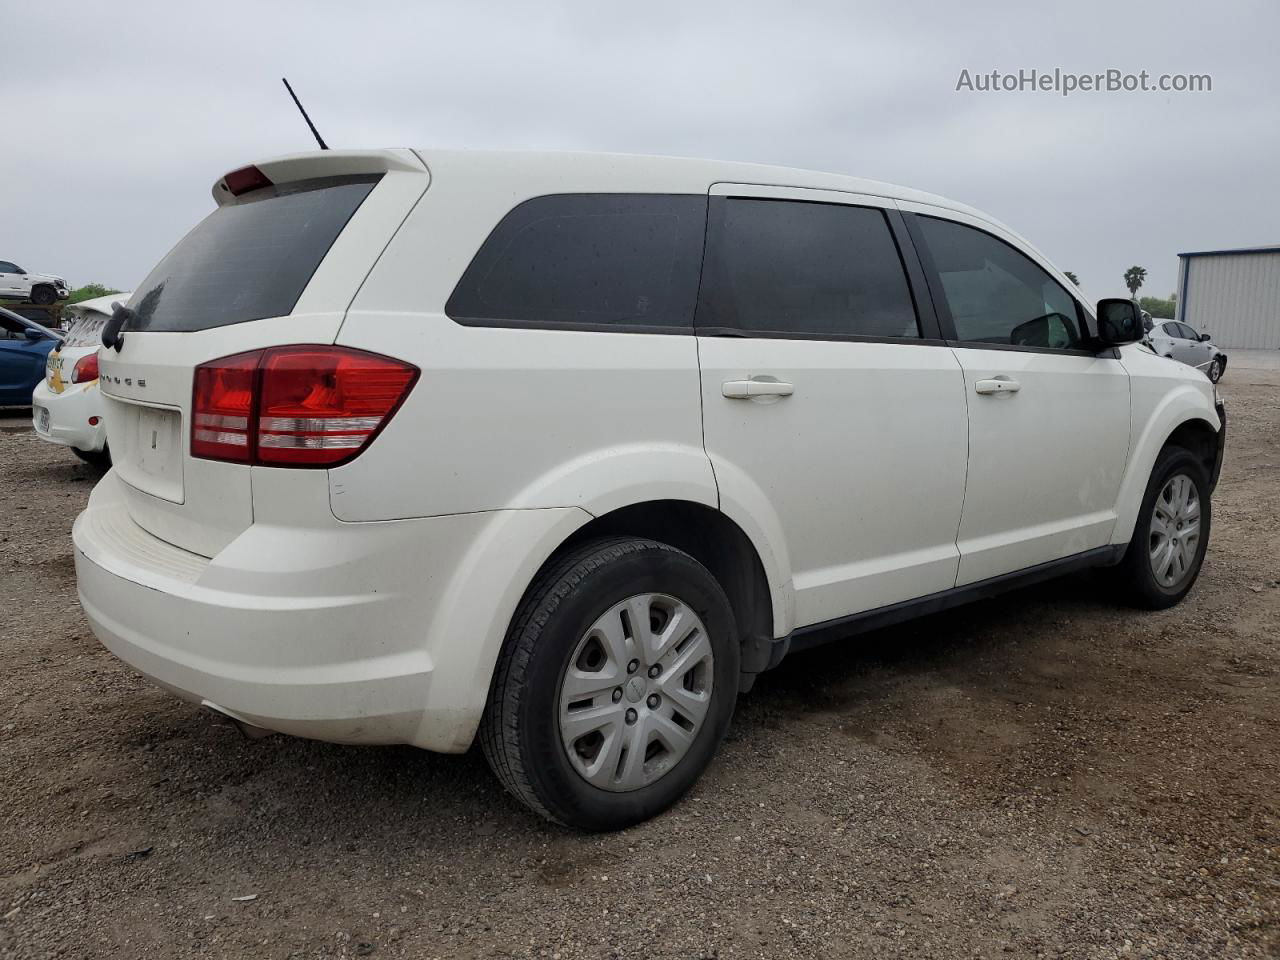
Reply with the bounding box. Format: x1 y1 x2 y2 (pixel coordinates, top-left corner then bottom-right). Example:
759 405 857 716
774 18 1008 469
722 379 795 399
974 377 1021 395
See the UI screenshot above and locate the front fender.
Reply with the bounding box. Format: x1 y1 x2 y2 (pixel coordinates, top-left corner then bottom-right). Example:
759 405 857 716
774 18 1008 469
1110 382 1221 546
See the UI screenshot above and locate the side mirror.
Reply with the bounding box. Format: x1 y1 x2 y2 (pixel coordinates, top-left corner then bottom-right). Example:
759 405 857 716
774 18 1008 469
1096 298 1143 345
1199 333 1212 342
23 328 45 341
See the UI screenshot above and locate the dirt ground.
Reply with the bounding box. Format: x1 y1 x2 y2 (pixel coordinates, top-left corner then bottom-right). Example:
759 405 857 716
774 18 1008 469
1 368 1277 960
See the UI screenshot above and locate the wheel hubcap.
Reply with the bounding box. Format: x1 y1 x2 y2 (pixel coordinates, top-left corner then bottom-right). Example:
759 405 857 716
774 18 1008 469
558 593 714 792
1149 473 1201 588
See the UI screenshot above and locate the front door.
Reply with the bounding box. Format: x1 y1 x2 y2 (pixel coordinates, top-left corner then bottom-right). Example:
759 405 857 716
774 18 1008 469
696 185 969 629
903 207 1131 585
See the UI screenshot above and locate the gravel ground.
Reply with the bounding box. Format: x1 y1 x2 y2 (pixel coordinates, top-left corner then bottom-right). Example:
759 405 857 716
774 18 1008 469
1 370 1277 960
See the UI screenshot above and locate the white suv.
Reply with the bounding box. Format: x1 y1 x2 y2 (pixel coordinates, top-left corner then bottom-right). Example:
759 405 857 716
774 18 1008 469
73 150 1226 830
0 260 70 305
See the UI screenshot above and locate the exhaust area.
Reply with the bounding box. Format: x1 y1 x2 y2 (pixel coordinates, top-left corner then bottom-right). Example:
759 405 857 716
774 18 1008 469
200 700 274 740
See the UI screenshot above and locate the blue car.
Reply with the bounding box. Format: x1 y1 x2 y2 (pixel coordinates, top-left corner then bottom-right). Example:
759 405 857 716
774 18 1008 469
0 306 63 406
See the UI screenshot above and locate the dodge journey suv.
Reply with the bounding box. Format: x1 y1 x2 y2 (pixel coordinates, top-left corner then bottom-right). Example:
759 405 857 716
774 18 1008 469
74 149 1225 830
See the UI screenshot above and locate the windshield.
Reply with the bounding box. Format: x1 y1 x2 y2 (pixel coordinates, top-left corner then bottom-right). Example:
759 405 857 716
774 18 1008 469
125 175 380 333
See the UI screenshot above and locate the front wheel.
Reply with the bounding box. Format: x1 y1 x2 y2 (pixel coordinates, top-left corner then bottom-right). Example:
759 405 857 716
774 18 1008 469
1207 358 1223 383
30 285 55 306
1114 446 1211 609
480 537 740 830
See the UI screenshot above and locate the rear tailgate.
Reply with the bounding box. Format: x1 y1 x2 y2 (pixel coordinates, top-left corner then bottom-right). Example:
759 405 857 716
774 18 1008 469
100 149 429 557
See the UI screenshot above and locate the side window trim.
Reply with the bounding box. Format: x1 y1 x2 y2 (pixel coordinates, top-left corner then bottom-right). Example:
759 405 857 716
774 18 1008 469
694 194 943 345
902 211 1099 357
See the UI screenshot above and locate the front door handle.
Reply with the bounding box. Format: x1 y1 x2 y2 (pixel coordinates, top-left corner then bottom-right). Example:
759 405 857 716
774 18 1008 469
722 379 795 399
974 377 1021 395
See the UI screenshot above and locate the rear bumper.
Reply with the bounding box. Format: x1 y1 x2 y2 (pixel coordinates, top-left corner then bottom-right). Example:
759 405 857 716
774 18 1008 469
73 470 586 751
32 379 107 451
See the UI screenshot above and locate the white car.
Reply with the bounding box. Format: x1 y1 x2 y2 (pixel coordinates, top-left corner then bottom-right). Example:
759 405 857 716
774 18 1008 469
73 150 1226 830
0 259 70 305
1147 318 1228 383
32 292 133 467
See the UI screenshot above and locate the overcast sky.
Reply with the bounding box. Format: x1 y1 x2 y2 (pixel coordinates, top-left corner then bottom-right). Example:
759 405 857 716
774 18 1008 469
5 0 1277 306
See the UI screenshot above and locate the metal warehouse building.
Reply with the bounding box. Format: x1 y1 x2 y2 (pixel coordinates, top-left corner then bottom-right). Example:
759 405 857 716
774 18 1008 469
1177 245 1280 348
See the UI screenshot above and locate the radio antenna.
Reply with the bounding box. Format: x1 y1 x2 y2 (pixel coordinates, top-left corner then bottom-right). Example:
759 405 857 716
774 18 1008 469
281 77 329 150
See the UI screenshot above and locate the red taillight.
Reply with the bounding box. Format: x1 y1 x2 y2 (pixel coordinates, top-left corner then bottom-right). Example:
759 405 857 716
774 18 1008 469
71 353 99 384
191 351 260 463
223 164 273 197
191 346 418 468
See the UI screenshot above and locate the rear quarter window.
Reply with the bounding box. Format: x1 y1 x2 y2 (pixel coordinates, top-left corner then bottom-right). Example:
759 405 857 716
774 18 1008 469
125 175 380 333
446 194 707 331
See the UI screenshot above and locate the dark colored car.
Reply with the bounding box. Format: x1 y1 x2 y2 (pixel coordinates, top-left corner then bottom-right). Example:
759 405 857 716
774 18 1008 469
0 307 63 406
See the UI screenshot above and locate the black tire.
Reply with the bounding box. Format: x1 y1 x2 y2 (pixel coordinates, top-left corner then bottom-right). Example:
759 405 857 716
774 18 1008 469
1207 358 1222 383
72 445 111 470
479 536 740 831
1114 446 1211 609
30 285 55 306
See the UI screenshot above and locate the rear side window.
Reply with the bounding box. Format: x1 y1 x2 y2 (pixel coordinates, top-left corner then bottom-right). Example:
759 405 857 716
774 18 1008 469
446 194 706 330
696 198 920 339
125 175 380 333
915 216 1083 350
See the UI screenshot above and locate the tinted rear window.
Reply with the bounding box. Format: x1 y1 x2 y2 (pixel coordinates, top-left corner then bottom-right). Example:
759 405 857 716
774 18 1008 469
446 194 706 330
125 175 379 332
696 198 920 339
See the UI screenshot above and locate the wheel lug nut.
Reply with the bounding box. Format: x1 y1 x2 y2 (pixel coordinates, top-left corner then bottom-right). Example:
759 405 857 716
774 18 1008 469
647 665 661 678
646 694 660 709
612 688 623 703
625 708 638 724
627 659 639 675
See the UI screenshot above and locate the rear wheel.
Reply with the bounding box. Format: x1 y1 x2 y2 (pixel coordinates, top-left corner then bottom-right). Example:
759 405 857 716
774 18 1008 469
72 446 111 470
480 537 739 830
1115 446 1211 609
30 285 55 306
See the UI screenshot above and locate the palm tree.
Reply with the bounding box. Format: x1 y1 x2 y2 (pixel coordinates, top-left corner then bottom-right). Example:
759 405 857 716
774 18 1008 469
1063 271 1080 285
1124 266 1147 298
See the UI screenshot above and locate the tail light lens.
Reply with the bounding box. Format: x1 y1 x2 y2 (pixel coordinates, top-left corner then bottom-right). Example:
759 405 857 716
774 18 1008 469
70 352 100 384
191 351 260 462
191 346 418 467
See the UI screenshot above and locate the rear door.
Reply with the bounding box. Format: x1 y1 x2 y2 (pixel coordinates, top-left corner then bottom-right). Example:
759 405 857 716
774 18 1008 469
902 206 1130 585
98 150 430 556
696 185 969 628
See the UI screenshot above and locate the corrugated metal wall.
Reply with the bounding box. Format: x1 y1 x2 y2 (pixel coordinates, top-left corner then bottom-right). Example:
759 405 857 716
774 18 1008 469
1178 251 1280 348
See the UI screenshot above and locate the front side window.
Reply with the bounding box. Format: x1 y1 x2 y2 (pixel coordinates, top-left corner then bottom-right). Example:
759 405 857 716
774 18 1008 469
0 314 27 338
916 216 1083 350
447 194 706 330
0 262 20 274
697 198 919 339
1177 322 1199 340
